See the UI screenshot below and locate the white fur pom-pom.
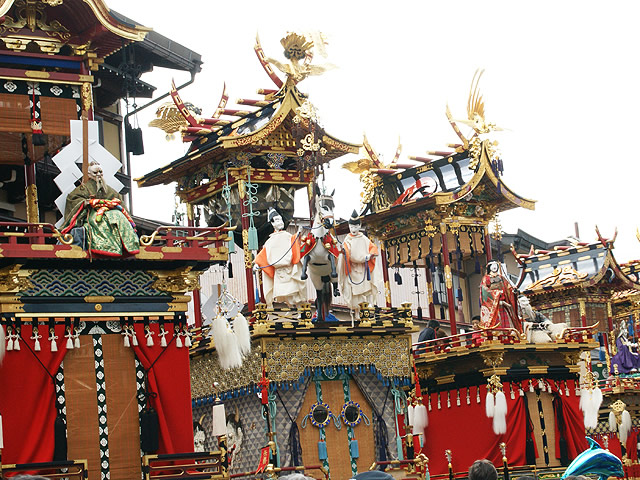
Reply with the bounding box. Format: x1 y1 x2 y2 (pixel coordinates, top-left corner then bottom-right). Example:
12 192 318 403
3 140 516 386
485 390 495 418
233 313 251 355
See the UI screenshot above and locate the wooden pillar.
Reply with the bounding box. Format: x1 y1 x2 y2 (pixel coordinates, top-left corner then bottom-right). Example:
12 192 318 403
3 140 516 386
24 161 38 224
239 180 256 312
484 225 493 262
379 241 392 308
187 203 203 328
440 225 457 335
579 299 587 328
607 301 613 332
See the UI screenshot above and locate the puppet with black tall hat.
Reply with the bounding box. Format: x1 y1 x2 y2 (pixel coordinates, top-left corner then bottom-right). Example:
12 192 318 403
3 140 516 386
338 209 382 318
254 207 307 308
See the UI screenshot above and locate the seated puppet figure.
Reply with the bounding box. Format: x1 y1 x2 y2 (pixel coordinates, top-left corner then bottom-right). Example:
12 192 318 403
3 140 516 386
62 161 139 256
254 208 307 308
338 210 382 317
611 318 640 374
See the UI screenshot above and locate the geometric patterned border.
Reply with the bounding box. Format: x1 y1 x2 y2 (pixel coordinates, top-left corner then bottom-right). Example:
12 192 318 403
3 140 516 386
135 358 146 464
55 363 66 424
93 335 110 480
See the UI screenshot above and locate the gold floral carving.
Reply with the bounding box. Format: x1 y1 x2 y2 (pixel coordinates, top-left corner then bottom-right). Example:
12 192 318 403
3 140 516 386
264 337 410 382
526 266 588 292
191 347 263 399
444 264 453 290
81 82 92 113
150 266 201 293
0 264 33 293
481 351 504 369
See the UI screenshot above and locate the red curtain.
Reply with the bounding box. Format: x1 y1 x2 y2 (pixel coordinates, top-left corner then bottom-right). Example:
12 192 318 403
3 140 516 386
548 380 588 460
132 323 193 454
0 324 68 464
419 382 527 475
626 431 638 461
591 433 622 459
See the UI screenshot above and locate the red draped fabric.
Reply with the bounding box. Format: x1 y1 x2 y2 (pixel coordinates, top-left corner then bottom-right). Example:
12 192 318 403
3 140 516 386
0 324 68 464
548 380 588 460
419 383 527 475
591 433 622 459
132 323 193 454
626 430 638 461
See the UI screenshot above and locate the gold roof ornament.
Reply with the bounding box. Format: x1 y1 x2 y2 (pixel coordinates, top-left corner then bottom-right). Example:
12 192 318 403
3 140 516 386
265 31 335 83
446 69 503 169
149 101 203 140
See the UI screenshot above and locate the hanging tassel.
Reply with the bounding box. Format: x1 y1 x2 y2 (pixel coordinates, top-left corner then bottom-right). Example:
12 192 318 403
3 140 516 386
437 393 441 410
212 314 243 369
394 270 402 285
407 402 415 427
510 384 515 400
476 386 481 404
183 326 192 348
6 328 13 352
621 409 632 444
485 390 495 418
417 306 423 322
457 287 463 302
447 391 451 408
428 394 432 411
519 387 524 396
32 329 41 352
49 327 58 352
74 333 80 349
580 386 602 429
175 325 183 348
565 382 570 396
145 326 155 347
529 380 534 393
466 388 470 405
123 328 131 348
227 238 235 254
433 291 440 306
65 327 74 349
248 226 258 251
13 328 20 351
493 390 508 435
474 256 481 274
159 325 167 347
608 411 617 432
413 402 428 434
131 326 139 347
228 261 234 278
456 389 461 407
233 313 251 355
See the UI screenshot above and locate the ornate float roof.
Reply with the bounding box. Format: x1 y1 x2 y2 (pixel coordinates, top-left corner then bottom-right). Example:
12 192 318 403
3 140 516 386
356 140 535 240
136 80 360 190
0 0 150 59
514 231 640 297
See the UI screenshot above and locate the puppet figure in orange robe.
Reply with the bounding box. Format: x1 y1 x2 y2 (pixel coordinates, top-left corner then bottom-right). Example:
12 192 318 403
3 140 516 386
254 208 307 308
338 210 382 318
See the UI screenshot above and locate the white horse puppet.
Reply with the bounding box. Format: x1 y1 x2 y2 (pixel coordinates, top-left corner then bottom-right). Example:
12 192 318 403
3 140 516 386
300 186 341 321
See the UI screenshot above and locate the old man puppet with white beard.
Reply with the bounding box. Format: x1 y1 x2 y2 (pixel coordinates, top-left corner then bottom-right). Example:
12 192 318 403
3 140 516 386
338 210 382 317
254 208 307 308
62 161 139 256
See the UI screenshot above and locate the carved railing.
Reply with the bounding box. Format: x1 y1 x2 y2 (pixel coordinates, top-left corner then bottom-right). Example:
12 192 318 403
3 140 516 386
412 324 597 357
229 464 328 479
142 451 226 480
0 222 231 261
0 459 89 480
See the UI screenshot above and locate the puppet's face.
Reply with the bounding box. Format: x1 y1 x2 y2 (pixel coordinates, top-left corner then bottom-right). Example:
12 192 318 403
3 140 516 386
271 214 284 232
193 426 206 452
349 223 361 235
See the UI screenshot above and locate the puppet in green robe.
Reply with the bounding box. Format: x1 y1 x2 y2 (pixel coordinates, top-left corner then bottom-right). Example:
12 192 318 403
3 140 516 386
62 162 139 256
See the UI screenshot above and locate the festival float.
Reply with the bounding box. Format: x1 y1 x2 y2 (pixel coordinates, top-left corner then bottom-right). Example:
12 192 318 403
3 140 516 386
0 3 630 480
0 2 232 480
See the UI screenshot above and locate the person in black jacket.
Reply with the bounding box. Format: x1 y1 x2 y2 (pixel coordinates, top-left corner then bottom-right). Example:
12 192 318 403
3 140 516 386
417 320 440 342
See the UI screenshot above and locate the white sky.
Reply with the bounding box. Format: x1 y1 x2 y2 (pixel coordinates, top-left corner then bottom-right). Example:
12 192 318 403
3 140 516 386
106 0 640 263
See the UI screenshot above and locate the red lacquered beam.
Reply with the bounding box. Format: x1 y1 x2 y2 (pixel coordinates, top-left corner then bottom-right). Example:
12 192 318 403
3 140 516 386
427 150 454 157
217 109 251 117
200 118 230 125
257 88 278 95
182 126 215 135
370 168 398 175
236 99 269 107
389 163 419 169
447 143 463 149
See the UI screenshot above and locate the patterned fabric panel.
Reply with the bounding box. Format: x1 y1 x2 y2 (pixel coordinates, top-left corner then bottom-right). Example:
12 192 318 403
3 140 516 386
22 269 163 297
353 372 399 461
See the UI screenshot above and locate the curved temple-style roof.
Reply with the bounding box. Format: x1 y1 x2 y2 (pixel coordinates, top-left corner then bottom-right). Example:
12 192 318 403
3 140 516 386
136 81 360 189
515 235 640 296
355 140 535 238
0 0 150 58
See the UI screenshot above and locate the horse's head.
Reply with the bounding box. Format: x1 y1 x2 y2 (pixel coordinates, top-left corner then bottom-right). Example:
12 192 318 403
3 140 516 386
314 185 335 230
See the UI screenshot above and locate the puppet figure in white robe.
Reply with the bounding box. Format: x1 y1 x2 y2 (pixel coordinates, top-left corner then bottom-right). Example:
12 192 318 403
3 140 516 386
254 208 307 308
338 210 383 318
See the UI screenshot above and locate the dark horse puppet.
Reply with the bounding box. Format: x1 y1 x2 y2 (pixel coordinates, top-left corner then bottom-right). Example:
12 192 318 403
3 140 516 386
300 186 341 321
